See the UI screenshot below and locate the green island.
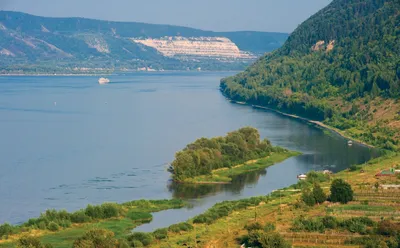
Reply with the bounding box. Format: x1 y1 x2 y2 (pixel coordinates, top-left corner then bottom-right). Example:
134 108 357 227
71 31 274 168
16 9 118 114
168 127 300 184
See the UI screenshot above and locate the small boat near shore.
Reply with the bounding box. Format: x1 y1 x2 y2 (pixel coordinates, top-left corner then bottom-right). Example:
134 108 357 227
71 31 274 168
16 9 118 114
98 77 110 84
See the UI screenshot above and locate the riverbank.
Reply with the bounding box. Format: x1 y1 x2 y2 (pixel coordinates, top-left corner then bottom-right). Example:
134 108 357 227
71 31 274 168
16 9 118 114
230 100 375 149
181 151 300 184
0 199 186 247
152 152 400 248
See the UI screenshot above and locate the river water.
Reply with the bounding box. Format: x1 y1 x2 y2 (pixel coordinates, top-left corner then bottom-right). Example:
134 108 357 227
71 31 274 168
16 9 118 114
0 72 380 228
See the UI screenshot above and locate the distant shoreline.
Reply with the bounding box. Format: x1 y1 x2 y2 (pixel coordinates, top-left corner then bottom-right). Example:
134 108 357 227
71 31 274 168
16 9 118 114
229 100 375 149
0 70 241 77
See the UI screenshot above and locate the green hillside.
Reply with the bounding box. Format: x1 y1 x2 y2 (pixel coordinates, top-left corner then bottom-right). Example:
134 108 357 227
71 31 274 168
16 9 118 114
221 0 400 149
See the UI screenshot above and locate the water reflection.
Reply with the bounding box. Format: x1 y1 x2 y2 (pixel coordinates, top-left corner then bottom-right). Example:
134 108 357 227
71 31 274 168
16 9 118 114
168 169 267 199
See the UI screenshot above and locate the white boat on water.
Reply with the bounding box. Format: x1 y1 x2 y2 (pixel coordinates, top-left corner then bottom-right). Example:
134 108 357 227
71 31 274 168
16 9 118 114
98 77 110 85
348 140 353 146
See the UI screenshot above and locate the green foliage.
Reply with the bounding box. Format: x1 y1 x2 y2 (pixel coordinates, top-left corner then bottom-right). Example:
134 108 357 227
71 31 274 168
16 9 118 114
47 222 59 232
192 196 269 224
329 179 354 204
168 223 193 233
126 212 152 222
244 222 263 232
243 231 291 248
17 236 53 248
312 184 327 204
152 228 168 240
376 220 400 236
127 232 154 246
220 0 400 149
263 223 276 232
301 189 316 207
0 223 16 239
292 216 375 234
73 229 117 248
170 127 280 181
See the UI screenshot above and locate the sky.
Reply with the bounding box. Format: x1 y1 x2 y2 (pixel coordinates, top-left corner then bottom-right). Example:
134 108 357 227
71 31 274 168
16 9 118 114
0 0 332 33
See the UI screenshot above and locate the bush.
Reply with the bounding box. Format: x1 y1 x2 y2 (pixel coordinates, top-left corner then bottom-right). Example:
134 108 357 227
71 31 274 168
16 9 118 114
329 179 353 204
291 216 325 233
264 222 276 232
313 184 327 204
377 220 400 236
349 165 359 171
118 239 130 248
47 222 59 232
168 222 193 233
73 229 116 248
0 223 15 238
245 231 291 248
128 232 154 246
127 211 152 222
322 216 338 229
245 222 263 232
17 236 52 248
153 228 168 240
71 211 91 223
301 189 316 206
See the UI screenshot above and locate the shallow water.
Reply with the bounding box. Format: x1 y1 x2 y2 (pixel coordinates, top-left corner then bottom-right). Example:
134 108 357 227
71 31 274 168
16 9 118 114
0 72 380 226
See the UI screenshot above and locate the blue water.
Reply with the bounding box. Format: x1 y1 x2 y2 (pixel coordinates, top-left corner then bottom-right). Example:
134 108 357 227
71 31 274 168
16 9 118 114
0 72 380 227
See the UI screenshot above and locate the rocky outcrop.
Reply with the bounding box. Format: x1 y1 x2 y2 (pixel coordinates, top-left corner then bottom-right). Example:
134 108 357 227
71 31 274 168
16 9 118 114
132 36 256 60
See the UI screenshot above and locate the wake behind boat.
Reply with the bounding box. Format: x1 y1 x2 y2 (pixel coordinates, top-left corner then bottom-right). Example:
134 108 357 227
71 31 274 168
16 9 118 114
98 77 110 85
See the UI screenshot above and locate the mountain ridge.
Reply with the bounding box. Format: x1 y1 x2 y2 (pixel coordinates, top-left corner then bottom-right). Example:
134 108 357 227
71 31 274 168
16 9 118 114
0 11 289 73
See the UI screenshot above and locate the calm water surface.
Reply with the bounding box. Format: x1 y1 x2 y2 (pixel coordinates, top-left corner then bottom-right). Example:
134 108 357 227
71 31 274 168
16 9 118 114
0 72 380 228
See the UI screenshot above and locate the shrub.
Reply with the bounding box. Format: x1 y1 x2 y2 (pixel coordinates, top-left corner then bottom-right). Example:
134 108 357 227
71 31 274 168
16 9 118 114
47 222 59 232
291 216 325 233
131 240 144 247
264 222 276 232
73 229 116 248
245 222 263 232
153 228 168 240
168 222 193 233
17 236 52 248
329 179 353 204
349 165 359 171
246 231 291 248
322 216 338 229
101 203 120 218
70 211 91 223
0 223 15 238
313 184 327 204
301 189 316 206
118 239 130 248
128 232 154 246
126 211 152 222
377 220 400 236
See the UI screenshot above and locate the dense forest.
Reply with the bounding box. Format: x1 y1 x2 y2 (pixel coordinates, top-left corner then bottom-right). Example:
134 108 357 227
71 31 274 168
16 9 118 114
169 127 285 181
221 0 400 149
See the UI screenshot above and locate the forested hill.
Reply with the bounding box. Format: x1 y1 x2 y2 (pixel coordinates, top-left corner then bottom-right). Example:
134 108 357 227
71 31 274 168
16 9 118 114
221 0 400 150
0 11 288 73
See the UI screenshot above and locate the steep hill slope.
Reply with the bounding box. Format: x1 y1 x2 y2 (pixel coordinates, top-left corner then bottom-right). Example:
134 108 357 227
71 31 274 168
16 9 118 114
0 11 288 73
221 0 400 150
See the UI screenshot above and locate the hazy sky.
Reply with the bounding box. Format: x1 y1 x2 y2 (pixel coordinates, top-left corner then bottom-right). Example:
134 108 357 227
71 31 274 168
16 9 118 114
0 0 332 33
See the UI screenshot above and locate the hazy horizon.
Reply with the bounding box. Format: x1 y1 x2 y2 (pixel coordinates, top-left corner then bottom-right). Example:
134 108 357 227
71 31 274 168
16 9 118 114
0 0 332 33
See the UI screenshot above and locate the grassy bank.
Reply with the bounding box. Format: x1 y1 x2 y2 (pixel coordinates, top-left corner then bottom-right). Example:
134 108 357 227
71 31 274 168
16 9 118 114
148 152 400 247
0 199 186 248
182 151 300 184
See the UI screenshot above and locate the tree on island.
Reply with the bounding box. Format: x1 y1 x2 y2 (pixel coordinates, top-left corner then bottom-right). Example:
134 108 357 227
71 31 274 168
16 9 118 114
170 127 281 181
